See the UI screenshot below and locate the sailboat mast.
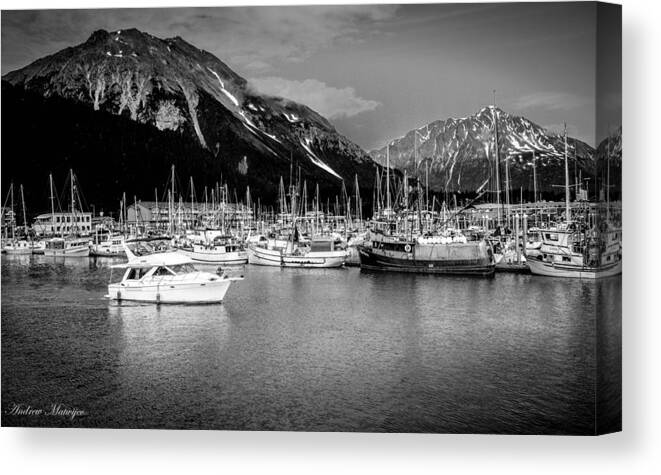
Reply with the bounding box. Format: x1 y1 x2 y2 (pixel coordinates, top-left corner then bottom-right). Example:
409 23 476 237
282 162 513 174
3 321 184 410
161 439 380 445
564 123 571 221
155 188 159 232
493 92 502 225
170 165 175 235
190 176 194 229
49 175 56 237
532 150 538 203
425 159 429 212
386 143 391 212
354 174 360 223
10 182 15 240
504 155 511 227
70 169 76 235
607 129 611 222
20 184 28 235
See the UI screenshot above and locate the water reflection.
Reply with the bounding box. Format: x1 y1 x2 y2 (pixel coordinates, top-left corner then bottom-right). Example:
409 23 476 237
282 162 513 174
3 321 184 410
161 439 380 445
2 255 620 433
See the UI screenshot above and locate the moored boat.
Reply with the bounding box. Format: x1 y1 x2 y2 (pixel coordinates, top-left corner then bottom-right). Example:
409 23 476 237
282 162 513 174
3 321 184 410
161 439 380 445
247 235 346 268
4 239 32 255
527 222 621 279
176 236 248 265
358 229 495 276
90 234 126 257
44 237 91 257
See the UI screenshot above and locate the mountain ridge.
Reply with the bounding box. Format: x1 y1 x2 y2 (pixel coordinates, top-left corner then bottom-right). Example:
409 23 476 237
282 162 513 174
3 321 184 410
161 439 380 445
3 28 374 179
2 28 384 215
369 106 600 194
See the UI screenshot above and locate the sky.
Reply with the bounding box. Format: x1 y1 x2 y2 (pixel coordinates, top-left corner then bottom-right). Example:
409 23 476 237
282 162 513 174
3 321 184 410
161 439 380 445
1 2 621 149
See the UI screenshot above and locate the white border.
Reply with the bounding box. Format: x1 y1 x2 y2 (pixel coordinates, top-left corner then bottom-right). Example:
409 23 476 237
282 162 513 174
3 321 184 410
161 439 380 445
1 1 659 474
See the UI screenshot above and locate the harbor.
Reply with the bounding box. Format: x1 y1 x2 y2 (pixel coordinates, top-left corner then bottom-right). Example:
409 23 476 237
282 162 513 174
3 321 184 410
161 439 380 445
0 160 623 432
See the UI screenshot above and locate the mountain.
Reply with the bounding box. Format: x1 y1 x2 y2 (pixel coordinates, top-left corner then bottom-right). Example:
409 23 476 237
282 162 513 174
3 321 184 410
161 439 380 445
369 107 597 197
1 28 380 215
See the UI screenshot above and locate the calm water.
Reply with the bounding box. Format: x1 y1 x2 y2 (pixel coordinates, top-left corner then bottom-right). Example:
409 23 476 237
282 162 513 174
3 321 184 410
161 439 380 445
1 254 621 433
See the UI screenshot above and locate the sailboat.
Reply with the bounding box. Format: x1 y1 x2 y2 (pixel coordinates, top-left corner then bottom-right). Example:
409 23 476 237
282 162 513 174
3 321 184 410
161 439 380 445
44 171 91 257
527 125 622 278
3 183 33 255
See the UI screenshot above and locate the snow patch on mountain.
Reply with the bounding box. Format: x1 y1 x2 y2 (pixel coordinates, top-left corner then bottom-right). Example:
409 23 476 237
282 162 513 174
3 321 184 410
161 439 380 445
300 138 341 179
207 67 240 107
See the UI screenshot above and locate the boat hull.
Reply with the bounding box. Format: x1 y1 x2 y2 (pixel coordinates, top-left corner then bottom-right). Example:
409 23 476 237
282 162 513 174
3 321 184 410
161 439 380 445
4 246 32 255
358 246 495 276
107 278 234 304
90 248 125 257
527 257 622 279
44 246 90 257
177 248 248 265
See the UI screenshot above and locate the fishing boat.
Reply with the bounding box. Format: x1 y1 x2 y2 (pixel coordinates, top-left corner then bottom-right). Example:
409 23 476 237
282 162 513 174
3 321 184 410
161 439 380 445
176 235 248 265
358 228 495 276
527 221 621 279
247 234 346 268
44 236 91 257
107 246 242 304
90 234 126 257
527 124 622 279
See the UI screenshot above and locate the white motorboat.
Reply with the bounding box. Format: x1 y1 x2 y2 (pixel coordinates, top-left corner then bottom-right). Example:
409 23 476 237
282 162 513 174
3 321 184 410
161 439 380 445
107 246 242 303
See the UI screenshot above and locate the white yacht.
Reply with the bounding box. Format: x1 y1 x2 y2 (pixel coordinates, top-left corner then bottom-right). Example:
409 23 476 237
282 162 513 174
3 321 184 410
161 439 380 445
107 247 242 303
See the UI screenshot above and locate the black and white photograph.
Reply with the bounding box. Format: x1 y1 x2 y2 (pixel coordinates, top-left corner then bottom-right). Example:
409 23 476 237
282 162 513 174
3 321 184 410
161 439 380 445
1 1 622 436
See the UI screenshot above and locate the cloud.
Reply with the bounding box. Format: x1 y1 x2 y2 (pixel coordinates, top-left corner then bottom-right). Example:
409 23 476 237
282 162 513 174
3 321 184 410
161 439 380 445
1 6 400 73
512 92 591 112
249 76 380 119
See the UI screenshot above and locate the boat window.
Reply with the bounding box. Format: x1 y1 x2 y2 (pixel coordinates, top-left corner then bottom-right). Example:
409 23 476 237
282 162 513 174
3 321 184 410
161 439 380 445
126 268 139 280
169 264 196 274
545 233 559 241
154 266 175 276
562 257 571 262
